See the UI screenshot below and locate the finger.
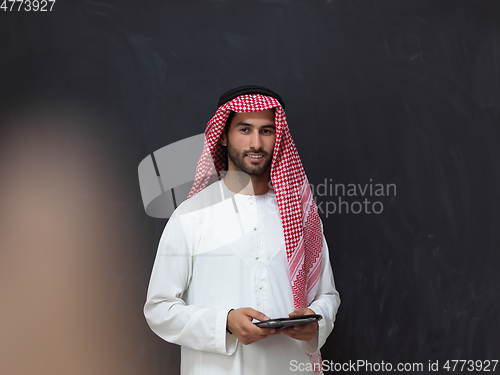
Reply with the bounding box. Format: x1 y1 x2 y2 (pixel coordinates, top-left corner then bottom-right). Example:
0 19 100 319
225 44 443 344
244 308 270 322
290 325 313 334
261 328 276 335
289 307 311 317
288 309 302 317
248 322 275 336
293 325 313 333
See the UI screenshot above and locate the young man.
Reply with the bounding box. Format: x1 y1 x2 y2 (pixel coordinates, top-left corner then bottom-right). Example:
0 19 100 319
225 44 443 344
144 86 340 374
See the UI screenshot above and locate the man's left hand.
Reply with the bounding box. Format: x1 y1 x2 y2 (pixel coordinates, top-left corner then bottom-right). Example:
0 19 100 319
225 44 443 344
278 308 318 342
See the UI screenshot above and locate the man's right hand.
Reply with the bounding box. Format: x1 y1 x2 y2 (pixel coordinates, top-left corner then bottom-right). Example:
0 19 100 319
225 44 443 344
226 308 276 345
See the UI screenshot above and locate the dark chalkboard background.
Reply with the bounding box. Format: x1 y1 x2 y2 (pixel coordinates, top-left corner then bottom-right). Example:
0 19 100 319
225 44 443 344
1 1 499 374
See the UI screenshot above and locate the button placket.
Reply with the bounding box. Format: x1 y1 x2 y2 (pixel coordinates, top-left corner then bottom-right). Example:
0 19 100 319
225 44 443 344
253 197 264 299
252 197 258 232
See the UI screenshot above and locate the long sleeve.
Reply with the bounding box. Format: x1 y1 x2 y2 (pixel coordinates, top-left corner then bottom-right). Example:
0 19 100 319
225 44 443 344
302 232 341 355
143 214 238 355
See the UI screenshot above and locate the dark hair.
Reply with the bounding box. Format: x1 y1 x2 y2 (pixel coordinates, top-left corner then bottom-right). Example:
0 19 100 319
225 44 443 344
224 111 237 135
223 108 276 135
220 111 235 169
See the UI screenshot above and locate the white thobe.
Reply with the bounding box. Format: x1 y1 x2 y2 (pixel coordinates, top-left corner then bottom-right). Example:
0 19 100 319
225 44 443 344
144 179 340 375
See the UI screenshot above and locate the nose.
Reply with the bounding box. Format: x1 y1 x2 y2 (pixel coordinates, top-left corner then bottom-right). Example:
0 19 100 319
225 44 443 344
249 130 263 151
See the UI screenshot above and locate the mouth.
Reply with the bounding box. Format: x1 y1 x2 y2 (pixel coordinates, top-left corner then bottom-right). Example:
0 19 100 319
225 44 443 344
246 153 265 161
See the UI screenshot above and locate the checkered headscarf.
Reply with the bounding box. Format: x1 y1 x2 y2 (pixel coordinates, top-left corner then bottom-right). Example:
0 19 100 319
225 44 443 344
188 94 323 372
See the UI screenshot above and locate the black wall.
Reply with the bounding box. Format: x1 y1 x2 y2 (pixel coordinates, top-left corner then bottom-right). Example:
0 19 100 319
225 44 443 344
1 1 499 374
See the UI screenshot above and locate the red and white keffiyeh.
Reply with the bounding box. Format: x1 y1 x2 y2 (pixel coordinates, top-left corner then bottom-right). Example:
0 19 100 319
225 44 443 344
188 94 323 372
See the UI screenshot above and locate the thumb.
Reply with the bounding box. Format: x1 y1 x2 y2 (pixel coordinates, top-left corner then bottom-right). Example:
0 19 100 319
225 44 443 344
289 308 306 317
245 308 270 322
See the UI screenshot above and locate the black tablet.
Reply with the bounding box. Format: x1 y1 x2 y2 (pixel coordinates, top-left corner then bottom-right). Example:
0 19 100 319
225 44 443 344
254 314 322 330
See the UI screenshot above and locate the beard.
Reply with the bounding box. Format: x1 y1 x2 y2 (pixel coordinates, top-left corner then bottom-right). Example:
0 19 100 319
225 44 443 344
226 141 273 176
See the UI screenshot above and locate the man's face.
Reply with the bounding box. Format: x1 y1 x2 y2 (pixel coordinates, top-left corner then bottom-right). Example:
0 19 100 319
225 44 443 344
220 109 276 176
